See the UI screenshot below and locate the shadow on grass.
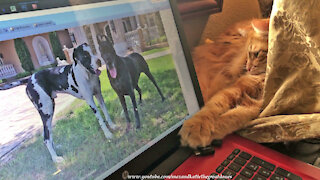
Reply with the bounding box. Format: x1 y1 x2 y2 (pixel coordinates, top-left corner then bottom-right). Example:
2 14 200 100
0 55 188 179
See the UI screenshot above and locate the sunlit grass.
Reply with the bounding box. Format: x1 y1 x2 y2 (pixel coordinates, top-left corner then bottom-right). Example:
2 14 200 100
141 47 169 56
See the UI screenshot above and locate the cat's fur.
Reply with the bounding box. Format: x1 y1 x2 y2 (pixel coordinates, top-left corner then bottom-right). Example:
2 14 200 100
179 19 269 149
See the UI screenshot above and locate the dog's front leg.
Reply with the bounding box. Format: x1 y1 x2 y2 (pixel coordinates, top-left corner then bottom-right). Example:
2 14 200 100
129 92 140 129
135 85 142 104
84 96 113 139
118 94 132 131
42 114 65 163
95 93 117 130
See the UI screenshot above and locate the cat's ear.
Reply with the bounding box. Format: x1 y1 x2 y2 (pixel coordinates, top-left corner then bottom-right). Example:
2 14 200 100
238 27 250 37
251 18 269 36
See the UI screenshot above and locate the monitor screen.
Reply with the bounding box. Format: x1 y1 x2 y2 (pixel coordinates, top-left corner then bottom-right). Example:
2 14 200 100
0 0 202 179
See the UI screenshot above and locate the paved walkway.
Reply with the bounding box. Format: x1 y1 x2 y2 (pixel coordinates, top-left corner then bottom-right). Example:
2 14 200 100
143 49 171 60
0 85 75 160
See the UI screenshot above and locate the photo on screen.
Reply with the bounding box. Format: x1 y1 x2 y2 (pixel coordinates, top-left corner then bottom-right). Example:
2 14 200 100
0 1 198 179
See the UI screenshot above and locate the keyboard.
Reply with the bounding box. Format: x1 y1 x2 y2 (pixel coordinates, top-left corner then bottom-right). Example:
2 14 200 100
210 149 302 180
169 134 320 180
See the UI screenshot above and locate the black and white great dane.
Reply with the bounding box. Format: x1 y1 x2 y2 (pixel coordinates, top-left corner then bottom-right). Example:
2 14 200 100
26 43 116 163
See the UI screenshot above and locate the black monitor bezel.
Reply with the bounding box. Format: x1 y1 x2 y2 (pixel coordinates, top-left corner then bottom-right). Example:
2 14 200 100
106 0 204 179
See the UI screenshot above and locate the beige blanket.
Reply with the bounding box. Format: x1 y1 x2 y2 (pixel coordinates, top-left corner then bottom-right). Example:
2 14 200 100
238 0 320 142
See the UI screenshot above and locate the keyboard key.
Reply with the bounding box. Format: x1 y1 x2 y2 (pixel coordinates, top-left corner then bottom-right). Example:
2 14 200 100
275 167 302 180
232 149 240 155
240 168 254 178
228 162 242 172
222 169 236 179
227 154 236 160
251 156 263 165
246 162 259 172
235 175 249 180
251 157 275 171
216 165 224 173
221 160 230 167
239 152 252 160
270 174 285 180
234 157 247 166
261 161 275 171
258 168 271 178
274 167 289 176
252 174 267 180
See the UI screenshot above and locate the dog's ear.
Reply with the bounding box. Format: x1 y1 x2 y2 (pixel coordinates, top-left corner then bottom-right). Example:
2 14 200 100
83 42 89 47
72 47 79 63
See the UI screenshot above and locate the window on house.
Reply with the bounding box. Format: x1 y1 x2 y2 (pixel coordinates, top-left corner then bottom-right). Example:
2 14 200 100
122 21 128 33
69 33 76 44
0 54 3 66
149 15 155 27
122 17 133 33
132 17 138 29
110 20 116 33
83 25 97 54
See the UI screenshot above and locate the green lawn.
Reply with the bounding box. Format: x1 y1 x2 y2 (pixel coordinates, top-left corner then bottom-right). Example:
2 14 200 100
141 47 169 56
0 54 188 180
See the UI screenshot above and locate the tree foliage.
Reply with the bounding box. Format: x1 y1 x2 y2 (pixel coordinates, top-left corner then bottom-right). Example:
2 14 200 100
49 32 66 60
14 38 34 72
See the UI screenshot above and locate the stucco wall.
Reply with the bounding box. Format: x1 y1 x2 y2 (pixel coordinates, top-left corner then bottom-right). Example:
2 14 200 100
0 32 66 74
96 22 108 36
110 19 128 56
57 30 73 49
0 40 24 73
23 33 54 69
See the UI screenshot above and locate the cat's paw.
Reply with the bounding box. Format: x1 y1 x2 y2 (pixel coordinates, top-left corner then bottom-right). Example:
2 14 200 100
179 116 215 149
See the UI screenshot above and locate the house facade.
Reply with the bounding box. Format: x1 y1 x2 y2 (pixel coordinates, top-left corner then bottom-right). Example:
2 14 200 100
0 30 72 80
0 12 165 80
67 12 165 58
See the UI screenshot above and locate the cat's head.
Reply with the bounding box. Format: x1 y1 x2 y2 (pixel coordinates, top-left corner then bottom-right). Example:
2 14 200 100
245 19 269 75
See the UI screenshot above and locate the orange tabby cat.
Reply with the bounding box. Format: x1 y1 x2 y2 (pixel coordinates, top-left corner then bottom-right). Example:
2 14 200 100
179 19 269 149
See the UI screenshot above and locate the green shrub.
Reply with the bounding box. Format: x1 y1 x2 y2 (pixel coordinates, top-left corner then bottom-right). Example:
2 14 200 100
159 35 167 42
14 38 34 72
15 71 32 79
149 36 167 45
49 32 66 60
32 64 56 73
14 64 57 79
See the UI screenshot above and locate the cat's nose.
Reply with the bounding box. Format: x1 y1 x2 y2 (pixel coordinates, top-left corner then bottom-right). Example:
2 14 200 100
246 65 251 72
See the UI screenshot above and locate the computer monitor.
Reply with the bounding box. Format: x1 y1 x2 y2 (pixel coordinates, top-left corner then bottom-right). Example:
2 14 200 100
0 0 203 179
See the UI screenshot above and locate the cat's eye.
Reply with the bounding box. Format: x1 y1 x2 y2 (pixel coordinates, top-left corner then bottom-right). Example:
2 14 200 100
249 50 268 59
249 51 260 59
254 52 260 58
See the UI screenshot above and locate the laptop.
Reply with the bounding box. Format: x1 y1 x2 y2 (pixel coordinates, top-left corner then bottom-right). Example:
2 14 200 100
0 0 202 179
0 0 319 180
